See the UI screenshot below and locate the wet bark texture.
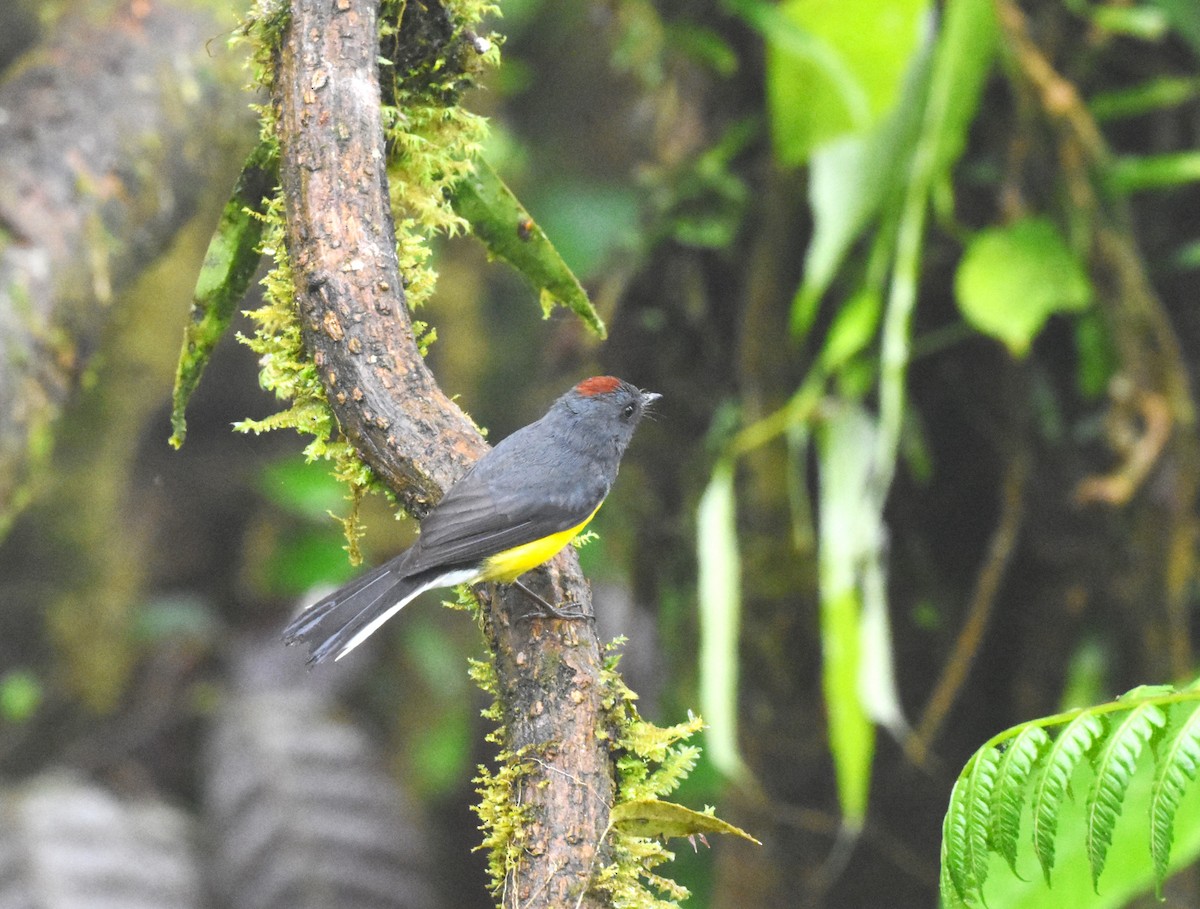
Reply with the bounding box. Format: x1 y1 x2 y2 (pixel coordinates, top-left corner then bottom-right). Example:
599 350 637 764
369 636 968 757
273 1 613 905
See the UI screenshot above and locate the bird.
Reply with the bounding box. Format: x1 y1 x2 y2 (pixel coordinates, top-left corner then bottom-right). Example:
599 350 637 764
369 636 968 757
283 376 660 664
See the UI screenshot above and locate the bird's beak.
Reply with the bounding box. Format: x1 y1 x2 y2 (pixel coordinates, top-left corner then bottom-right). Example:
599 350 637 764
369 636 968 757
641 391 662 406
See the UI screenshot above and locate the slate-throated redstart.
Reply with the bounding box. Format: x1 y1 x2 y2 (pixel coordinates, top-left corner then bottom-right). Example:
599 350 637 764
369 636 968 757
283 376 659 664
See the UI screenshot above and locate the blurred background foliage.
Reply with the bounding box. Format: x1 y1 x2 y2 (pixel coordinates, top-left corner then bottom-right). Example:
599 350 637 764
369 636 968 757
3 0 1200 906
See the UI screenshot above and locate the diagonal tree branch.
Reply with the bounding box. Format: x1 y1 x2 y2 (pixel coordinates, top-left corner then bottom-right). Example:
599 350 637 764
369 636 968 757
273 1 613 905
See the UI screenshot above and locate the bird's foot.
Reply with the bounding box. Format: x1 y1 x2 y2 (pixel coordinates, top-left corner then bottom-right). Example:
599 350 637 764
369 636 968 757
512 579 589 621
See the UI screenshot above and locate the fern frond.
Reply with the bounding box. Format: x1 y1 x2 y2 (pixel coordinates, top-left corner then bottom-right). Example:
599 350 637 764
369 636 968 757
1150 702 1200 887
966 746 1000 888
1030 711 1104 885
942 768 973 901
941 683 1200 906
1084 703 1166 890
939 846 971 909
989 724 1050 874
942 746 1001 900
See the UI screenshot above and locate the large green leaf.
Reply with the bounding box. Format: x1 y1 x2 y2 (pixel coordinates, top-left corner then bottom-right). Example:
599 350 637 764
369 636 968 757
954 218 1093 357
759 0 930 166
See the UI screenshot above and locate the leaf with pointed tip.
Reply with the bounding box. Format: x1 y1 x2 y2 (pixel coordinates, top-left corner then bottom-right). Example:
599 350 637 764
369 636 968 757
1031 711 1105 885
170 139 278 448
449 158 606 339
1150 703 1200 889
989 725 1051 874
610 799 761 845
1085 703 1166 890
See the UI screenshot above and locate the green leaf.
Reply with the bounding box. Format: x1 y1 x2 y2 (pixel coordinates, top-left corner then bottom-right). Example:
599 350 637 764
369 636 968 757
449 158 606 338
1090 76 1200 122
696 459 747 781
939 852 971 909
1150 703 1200 888
954 218 1093 357
1088 3 1169 40
816 402 884 825
1085 703 1166 890
989 725 1051 874
1073 309 1117 400
925 0 1000 184
942 688 1200 907
966 746 1001 890
611 798 762 844
1031 711 1105 884
170 139 278 448
818 288 883 370
975 731 1200 907
751 0 929 166
943 747 1001 902
1107 152 1200 194
1150 0 1200 56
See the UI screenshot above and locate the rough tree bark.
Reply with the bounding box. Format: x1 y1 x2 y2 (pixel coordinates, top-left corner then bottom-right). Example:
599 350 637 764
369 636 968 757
274 1 614 905
0 0 251 537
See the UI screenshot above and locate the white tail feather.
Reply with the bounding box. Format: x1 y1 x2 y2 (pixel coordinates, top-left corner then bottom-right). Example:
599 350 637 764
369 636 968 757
333 567 479 661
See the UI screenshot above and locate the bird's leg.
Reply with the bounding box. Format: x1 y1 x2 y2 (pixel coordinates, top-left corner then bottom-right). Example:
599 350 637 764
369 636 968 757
512 578 588 620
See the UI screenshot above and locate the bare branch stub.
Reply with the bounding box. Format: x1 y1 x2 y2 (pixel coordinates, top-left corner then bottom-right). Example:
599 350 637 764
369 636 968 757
273 1 613 904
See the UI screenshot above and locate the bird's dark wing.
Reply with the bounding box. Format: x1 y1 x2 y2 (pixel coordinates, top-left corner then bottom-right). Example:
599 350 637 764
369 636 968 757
398 455 608 576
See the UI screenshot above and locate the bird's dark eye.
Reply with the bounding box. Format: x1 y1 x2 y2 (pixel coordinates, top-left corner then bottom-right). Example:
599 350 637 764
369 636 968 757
622 403 637 420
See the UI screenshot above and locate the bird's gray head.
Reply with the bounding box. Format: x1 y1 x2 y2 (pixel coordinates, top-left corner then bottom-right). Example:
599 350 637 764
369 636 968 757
552 376 660 466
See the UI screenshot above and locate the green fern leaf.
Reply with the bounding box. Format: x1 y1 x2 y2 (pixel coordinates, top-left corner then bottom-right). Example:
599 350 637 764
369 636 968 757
1031 711 1105 885
1085 702 1166 891
989 724 1050 874
942 746 1001 901
938 843 972 909
966 745 1001 888
942 766 974 901
1150 702 1200 888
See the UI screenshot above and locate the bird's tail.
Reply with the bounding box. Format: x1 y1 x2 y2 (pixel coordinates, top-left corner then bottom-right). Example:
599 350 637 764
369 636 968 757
283 562 451 665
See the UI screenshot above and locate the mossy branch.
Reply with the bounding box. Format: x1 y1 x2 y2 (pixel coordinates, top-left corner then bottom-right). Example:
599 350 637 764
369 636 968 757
267 1 616 905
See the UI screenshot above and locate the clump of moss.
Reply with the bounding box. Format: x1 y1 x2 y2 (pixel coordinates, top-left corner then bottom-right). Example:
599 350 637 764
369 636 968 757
470 653 538 899
233 0 499 556
595 643 704 907
379 0 501 310
471 635 703 907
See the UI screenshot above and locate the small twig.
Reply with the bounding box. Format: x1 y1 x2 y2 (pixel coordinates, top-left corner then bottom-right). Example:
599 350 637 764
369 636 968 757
1074 381 1172 507
907 447 1029 766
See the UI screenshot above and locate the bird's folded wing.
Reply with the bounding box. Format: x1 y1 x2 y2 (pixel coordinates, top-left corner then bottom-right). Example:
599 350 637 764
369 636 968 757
400 471 607 575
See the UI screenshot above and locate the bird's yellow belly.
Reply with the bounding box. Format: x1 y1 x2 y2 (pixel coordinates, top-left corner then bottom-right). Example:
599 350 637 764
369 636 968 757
482 504 601 583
